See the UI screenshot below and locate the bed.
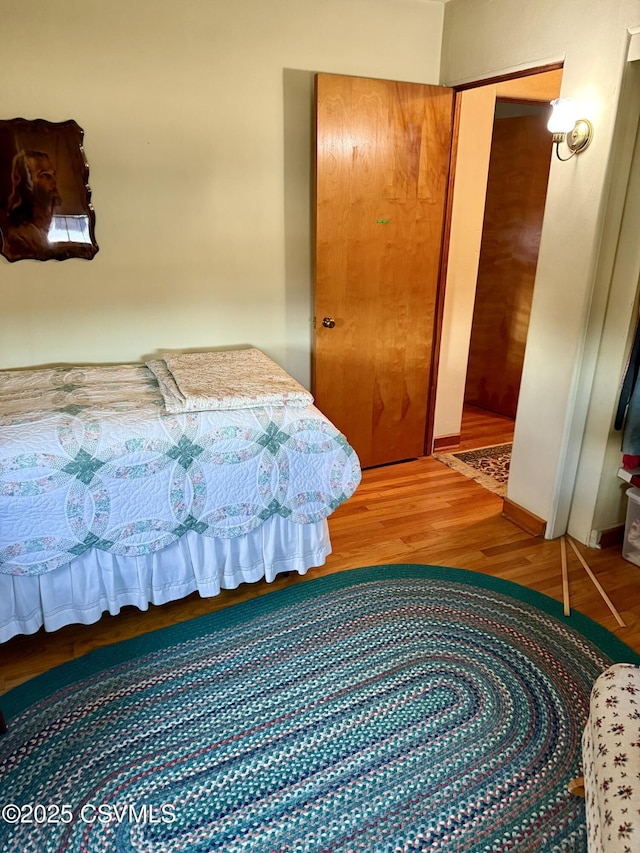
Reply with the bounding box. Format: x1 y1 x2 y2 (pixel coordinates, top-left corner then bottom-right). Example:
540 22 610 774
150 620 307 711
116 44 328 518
0 349 361 643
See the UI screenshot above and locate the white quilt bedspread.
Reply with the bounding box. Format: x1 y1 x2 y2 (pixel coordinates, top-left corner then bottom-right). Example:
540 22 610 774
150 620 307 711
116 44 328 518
0 362 361 577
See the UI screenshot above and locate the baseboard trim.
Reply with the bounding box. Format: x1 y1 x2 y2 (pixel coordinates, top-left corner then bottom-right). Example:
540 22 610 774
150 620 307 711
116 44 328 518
597 525 625 549
433 434 461 452
501 497 547 537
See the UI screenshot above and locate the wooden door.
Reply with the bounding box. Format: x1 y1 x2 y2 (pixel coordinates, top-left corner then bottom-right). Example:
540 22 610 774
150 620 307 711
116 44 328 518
464 112 553 418
313 73 454 468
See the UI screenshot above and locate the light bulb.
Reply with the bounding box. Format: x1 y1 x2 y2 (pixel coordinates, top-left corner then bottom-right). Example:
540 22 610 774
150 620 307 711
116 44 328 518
547 98 579 134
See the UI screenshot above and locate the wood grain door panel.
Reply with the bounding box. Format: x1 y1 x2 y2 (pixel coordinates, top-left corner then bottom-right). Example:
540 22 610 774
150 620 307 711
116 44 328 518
313 74 453 468
464 113 553 419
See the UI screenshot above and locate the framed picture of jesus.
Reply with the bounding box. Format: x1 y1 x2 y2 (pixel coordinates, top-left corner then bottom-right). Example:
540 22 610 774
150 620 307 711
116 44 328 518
0 118 98 263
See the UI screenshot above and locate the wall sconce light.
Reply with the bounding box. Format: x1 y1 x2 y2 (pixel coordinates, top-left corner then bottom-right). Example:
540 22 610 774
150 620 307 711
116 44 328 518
547 98 593 160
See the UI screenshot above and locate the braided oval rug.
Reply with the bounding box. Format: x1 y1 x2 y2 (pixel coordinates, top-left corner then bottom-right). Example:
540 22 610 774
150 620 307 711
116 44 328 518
2 564 638 853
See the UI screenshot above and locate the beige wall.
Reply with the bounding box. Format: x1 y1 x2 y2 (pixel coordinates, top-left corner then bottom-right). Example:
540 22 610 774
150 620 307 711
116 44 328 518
0 0 445 386
577 58 640 542
442 0 640 541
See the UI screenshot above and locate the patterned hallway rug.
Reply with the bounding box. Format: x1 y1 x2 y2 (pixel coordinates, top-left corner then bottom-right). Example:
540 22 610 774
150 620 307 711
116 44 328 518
434 443 512 496
2 564 638 853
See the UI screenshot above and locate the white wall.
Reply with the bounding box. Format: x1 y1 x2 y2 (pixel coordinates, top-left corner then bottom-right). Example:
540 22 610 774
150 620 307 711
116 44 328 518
442 0 640 540
0 0 445 388
576 58 640 543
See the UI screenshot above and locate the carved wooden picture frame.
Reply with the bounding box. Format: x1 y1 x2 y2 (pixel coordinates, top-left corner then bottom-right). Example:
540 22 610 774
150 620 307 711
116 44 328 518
0 118 98 262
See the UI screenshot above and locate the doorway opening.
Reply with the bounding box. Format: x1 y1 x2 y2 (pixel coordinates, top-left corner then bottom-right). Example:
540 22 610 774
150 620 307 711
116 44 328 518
433 67 562 494
461 98 554 454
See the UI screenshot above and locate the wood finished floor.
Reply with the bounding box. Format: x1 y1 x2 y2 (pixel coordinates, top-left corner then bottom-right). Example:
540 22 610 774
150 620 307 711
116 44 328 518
3 405 639 696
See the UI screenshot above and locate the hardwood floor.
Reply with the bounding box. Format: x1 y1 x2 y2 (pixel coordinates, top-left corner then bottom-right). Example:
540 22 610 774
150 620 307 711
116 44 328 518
2 406 639 697
457 402 514 450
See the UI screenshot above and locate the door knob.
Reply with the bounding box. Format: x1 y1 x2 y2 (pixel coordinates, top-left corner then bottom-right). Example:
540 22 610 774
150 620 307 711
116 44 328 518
322 317 336 328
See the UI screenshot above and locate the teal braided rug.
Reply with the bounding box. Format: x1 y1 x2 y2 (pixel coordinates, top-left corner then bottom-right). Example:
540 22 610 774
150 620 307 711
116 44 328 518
2 565 639 853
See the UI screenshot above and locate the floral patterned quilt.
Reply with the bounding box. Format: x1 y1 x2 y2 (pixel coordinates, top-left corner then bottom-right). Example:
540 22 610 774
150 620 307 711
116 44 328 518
0 363 361 577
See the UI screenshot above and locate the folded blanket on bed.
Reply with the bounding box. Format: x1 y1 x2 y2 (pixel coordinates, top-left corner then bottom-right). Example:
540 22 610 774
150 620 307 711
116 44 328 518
147 348 313 413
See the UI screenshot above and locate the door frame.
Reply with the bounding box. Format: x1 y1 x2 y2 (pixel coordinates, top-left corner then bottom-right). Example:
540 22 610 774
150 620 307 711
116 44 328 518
424 91 461 457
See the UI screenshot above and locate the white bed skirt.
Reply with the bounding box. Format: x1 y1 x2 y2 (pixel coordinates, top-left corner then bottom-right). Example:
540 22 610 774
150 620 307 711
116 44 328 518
0 518 331 643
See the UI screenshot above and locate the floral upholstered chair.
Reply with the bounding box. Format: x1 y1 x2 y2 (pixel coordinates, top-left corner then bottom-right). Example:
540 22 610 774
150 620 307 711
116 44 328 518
577 663 640 852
